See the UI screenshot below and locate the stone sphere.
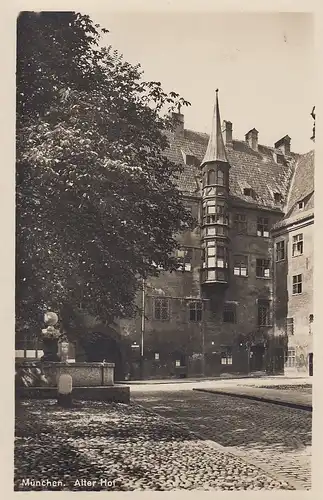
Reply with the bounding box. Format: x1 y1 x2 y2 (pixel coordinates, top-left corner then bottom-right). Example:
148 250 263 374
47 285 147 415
44 311 58 326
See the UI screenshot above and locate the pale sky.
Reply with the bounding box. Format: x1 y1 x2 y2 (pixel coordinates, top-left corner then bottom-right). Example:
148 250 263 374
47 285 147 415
88 11 314 154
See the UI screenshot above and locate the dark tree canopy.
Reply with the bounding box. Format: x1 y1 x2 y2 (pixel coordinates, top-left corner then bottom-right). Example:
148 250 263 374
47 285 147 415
16 11 193 335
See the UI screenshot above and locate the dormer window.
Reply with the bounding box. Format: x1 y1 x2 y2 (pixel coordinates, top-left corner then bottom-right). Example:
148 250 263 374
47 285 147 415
274 192 283 203
275 153 285 165
185 154 198 167
244 188 255 197
298 200 305 210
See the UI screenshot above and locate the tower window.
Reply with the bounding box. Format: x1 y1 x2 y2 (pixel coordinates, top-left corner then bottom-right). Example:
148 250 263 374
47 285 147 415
207 169 216 185
217 169 224 186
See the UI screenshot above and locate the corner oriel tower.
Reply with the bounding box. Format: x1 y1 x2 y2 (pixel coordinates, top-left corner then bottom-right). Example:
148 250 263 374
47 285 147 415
201 90 230 285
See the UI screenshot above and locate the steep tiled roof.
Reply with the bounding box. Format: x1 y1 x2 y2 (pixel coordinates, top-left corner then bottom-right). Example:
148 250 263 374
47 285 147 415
165 129 297 211
285 150 314 213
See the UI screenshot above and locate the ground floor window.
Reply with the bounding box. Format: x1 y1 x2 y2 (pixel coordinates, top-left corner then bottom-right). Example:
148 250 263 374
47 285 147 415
221 347 233 365
15 336 44 358
284 347 296 368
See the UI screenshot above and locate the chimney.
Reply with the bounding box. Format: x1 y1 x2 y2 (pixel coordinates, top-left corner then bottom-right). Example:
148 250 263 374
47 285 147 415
274 135 291 156
245 128 259 151
222 120 233 148
171 111 184 137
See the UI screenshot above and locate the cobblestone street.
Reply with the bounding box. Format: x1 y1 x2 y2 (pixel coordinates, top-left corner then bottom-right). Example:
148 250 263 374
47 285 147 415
132 387 312 490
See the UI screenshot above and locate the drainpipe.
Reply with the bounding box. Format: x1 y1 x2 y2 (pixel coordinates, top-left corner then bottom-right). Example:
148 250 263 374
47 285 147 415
140 279 145 379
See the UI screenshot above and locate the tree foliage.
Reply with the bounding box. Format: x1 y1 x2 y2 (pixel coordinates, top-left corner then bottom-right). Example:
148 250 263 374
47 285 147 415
16 11 192 335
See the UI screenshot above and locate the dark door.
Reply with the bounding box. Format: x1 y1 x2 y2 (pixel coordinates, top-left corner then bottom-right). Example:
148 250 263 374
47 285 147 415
309 352 313 376
250 344 265 371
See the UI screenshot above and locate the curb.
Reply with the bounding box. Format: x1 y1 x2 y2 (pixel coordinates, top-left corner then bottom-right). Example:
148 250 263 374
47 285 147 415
193 388 312 412
131 401 302 490
117 374 307 385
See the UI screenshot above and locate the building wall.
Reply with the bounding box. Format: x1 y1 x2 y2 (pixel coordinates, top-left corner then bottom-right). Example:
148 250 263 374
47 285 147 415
273 205 314 375
119 202 285 379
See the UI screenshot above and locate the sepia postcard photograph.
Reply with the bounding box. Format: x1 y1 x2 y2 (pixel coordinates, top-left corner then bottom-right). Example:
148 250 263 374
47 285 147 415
7 0 320 495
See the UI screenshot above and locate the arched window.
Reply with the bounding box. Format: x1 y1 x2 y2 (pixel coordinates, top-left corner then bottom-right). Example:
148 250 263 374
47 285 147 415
207 169 216 185
217 169 224 185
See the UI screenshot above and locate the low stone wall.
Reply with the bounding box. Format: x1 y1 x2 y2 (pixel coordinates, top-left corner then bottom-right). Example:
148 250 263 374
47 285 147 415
16 361 115 387
16 385 130 403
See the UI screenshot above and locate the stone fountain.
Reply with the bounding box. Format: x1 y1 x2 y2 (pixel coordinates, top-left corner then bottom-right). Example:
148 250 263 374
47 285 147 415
15 311 129 403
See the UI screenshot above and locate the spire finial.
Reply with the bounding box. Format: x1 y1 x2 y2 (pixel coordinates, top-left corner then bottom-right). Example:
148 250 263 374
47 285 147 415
201 89 228 166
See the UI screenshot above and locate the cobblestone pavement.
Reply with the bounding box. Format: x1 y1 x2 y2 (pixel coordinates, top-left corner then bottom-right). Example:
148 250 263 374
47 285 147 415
132 389 312 490
15 400 292 491
254 384 312 394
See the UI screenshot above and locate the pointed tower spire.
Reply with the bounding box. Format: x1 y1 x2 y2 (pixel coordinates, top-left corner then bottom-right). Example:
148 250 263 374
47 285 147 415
201 89 228 166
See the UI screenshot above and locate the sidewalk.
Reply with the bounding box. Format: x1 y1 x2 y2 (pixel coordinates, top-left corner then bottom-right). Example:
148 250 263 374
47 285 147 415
120 373 310 385
193 385 312 412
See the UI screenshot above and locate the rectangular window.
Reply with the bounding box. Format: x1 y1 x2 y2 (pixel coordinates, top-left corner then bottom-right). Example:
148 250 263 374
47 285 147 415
233 255 248 276
207 270 216 280
292 274 302 295
233 213 247 233
292 234 303 257
154 352 160 360
257 217 269 237
221 347 233 365
276 241 285 261
206 200 216 214
285 348 296 368
176 248 193 272
223 303 236 323
153 298 170 321
256 259 270 278
189 301 203 322
286 318 294 336
258 299 270 326
208 257 216 268
207 226 216 236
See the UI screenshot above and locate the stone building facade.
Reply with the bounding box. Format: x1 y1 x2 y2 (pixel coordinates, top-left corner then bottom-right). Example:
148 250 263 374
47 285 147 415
271 150 314 376
118 91 314 379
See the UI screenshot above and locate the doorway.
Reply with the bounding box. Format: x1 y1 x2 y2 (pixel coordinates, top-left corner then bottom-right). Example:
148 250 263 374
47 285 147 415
309 352 313 376
249 344 265 372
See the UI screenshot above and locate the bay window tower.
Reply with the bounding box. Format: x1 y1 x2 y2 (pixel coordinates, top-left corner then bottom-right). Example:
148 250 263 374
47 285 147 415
201 90 230 284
